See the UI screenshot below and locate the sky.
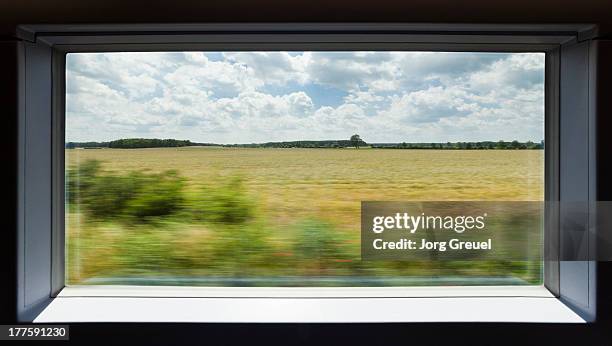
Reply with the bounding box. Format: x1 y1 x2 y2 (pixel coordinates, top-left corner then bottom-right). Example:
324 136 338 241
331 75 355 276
65 51 545 144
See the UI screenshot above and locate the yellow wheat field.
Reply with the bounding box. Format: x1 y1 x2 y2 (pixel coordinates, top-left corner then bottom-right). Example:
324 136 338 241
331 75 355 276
67 147 543 233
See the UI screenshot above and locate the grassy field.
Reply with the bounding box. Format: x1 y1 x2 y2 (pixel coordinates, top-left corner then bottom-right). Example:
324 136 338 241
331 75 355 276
66 147 544 286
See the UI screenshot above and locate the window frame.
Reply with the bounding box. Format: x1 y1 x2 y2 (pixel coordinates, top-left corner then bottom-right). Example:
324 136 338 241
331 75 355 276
16 23 597 323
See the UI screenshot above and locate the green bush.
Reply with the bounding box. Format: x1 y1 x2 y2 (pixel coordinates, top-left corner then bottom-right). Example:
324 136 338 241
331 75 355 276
123 171 184 221
67 160 254 224
191 177 255 224
68 160 185 221
292 220 355 274
208 223 277 277
66 159 101 204
82 173 142 219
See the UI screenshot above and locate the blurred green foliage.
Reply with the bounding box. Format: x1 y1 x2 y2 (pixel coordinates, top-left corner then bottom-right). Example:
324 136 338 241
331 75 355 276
190 177 255 224
68 160 185 221
82 174 141 219
66 159 542 286
123 171 184 221
292 220 354 275
67 159 101 204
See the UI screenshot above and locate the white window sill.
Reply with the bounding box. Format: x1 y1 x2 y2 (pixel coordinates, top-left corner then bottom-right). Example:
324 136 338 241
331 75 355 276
33 285 585 323
54 284 554 298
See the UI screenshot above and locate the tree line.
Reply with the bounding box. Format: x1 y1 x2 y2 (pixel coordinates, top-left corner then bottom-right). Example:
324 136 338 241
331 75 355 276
226 139 368 148
372 140 544 150
66 137 544 150
66 138 214 149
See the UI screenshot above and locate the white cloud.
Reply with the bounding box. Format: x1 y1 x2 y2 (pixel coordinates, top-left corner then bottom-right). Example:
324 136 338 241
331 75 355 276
66 51 545 143
222 52 309 86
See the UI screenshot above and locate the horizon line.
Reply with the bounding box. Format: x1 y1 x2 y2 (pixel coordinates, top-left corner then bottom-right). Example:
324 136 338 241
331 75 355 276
66 137 545 145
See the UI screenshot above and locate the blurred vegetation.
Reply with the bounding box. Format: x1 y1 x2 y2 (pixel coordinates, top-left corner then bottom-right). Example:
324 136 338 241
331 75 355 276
67 159 101 204
68 160 184 221
189 177 255 224
66 159 542 286
291 219 355 276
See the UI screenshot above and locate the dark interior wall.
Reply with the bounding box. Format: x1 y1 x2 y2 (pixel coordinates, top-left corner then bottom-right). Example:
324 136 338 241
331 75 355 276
596 40 612 324
0 40 17 324
1 0 612 38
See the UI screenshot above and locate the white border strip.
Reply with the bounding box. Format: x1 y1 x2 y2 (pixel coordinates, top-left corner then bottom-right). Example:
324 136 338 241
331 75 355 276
59 285 555 298
35 296 583 323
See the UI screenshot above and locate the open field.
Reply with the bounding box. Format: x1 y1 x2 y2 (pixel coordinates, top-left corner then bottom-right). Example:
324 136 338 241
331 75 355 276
66 147 544 286
67 147 544 227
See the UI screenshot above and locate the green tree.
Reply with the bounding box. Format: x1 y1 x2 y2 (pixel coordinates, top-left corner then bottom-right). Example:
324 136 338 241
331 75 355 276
350 134 362 149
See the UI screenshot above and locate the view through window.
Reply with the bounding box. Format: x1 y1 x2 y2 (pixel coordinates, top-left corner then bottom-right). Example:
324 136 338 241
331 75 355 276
65 51 545 287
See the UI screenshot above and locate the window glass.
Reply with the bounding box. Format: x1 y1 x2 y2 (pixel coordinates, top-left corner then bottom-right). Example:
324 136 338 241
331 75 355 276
65 51 545 287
